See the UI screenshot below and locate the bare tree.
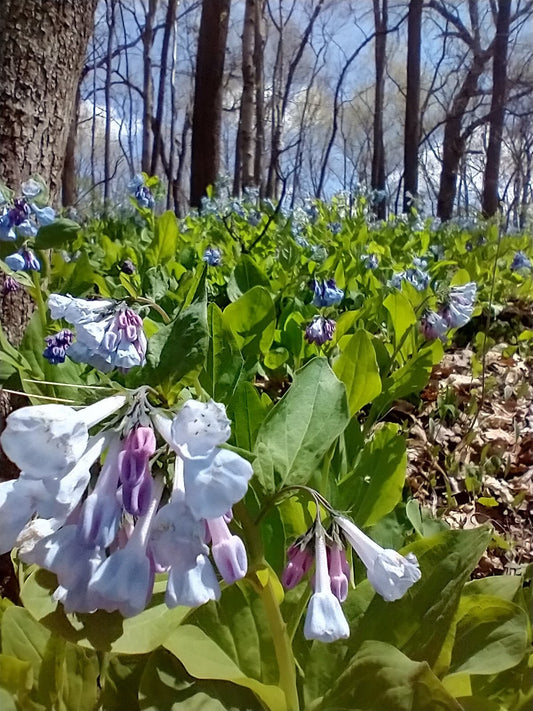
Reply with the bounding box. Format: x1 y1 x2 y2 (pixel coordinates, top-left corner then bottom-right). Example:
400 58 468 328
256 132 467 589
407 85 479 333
190 0 231 207
371 0 388 219
403 0 423 212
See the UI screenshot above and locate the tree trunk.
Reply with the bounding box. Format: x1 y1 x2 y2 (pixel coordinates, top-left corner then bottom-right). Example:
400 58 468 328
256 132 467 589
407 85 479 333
436 53 489 220
142 0 157 174
0 0 98 602
104 0 116 204
403 0 423 212
62 83 81 207
233 0 256 196
481 0 511 217
189 0 231 208
254 0 266 193
371 0 388 220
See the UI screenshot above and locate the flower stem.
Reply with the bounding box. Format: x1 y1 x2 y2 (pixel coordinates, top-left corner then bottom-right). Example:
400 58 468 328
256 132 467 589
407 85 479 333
234 501 300 711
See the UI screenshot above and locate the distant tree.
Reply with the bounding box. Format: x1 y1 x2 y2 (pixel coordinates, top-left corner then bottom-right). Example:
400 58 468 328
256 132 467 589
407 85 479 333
234 0 257 196
403 0 423 212
481 0 512 217
371 0 388 219
190 0 231 207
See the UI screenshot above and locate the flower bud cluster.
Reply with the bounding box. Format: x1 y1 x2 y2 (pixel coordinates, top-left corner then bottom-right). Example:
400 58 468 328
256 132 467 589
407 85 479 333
0 178 56 242
420 282 477 341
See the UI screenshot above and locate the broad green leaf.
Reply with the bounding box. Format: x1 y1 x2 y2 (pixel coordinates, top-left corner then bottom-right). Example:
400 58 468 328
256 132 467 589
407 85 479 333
253 358 349 494
384 290 417 359
139 648 261 711
35 218 80 249
60 251 96 295
351 527 492 668
333 329 381 415
0 688 18 711
100 654 145 711
318 640 462 711
1 607 51 679
200 303 243 401
145 211 179 267
20 569 189 654
164 584 286 711
446 593 528 676
227 255 270 301
223 286 276 364
0 655 33 703
335 423 406 526
227 381 268 451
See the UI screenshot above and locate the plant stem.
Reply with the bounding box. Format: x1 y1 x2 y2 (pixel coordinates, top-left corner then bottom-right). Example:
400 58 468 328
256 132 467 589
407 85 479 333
234 501 300 711
31 270 48 328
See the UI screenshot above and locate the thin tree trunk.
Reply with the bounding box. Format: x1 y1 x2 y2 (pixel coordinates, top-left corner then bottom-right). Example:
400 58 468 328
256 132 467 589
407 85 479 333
371 0 388 219
142 0 157 174
190 0 231 208
104 0 116 203
403 0 423 212
254 0 266 193
62 83 81 206
481 0 511 217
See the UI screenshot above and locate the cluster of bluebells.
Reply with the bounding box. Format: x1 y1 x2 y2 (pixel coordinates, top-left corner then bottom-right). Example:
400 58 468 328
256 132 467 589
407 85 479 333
510 251 532 273
5 247 41 272
390 257 430 292
0 178 56 242
47 294 147 372
304 278 343 346
420 282 477 342
0 395 253 616
203 247 222 267
43 329 74 365
128 174 155 210
361 253 379 270
282 500 421 643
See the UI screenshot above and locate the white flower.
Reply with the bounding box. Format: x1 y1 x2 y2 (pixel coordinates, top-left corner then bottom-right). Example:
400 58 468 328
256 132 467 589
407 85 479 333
303 530 350 643
336 516 421 602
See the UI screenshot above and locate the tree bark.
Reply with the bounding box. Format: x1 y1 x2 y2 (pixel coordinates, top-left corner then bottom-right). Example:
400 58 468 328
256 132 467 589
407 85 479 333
481 0 511 217
254 0 266 193
371 0 388 220
142 0 157 174
189 0 231 208
233 0 256 196
403 0 423 213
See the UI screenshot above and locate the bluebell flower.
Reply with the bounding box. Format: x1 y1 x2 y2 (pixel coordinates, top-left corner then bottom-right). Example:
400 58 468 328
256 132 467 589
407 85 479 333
391 266 429 292
5 248 40 272
419 311 448 342
120 259 136 274
31 204 56 226
247 210 261 226
305 316 336 345
511 251 531 272
327 222 342 235
128 174 155 209
362 253 379 270
206 515 247 584
310 244 327 262
203 247 222 266
48 294 147 372
336 515 421 602
303 529 350 643
118 426 156 516
304 203 319 223
21 178 43 199
440 282 477 329
0 212 16 241
312 279 344 307
294 235 309 248
43 329 74 365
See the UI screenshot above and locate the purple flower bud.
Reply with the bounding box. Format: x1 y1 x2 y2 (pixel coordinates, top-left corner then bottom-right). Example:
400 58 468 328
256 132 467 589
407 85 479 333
2 275 18 293
327 544 350 603
118 427 156 516
282 542 314 589
206 515 247 584
120 259 136 275
305 316 336 345
419 310 448 342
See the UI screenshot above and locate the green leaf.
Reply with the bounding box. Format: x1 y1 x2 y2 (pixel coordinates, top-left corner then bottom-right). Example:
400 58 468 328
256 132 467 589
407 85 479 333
227 255 270 301
20 569 190 655
223 286 276 364
333 329 382 415
139 648 263 711
384 291 417 359
317 640 462 711
336 423 406 526
35 218 81 249
164 585 286 711
0 655 33 704
200 303 243 401
253 358 349 494
351 527 492 668
145 211 179 267
447 593 529 676
100 654 145 711
227 381 268 451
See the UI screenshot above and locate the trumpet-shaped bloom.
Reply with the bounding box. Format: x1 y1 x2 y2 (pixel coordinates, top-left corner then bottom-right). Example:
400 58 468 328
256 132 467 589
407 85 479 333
5 248 40 272
510 251 531 272
0 396 124 477
48 294 147 372
165 551 221 608
170 400 231 457
203 247 222 266
440 282 477 329
305 316 336 345
420 310 448 342
303 531 350 643
311 279 344 307
336 515 421 601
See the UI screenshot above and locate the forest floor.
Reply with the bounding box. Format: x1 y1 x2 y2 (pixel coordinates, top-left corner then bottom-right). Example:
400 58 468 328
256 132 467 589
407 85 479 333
406 330 533 577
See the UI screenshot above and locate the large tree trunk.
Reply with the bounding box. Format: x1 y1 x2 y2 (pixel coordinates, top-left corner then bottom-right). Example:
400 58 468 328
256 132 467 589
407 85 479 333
371 0 388 220
481 0 511 218
0 0 98 602
0 0 97 199
403 0 423 213
436 53 489 221
189 0 231 208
